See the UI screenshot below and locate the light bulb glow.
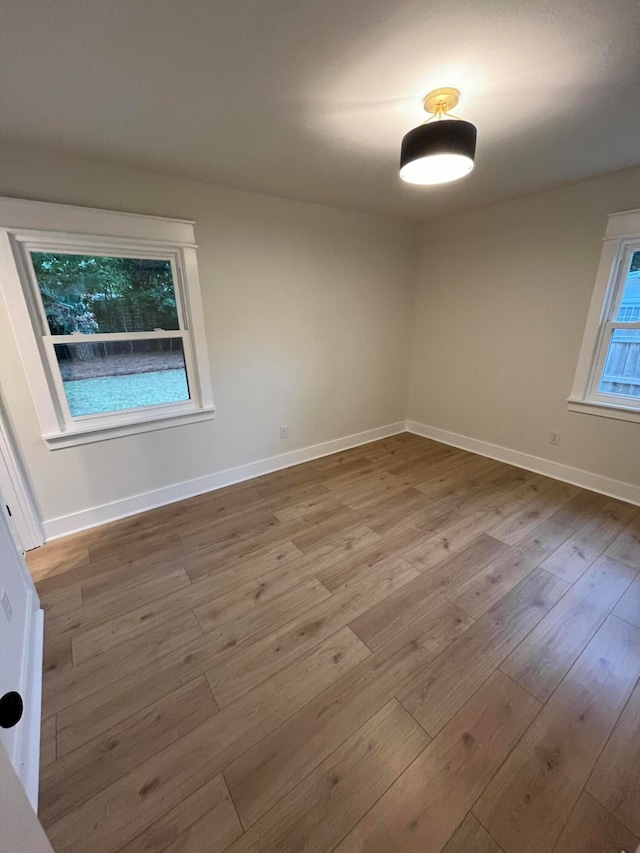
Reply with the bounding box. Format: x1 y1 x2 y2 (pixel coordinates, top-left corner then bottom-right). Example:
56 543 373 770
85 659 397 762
400 152 474 185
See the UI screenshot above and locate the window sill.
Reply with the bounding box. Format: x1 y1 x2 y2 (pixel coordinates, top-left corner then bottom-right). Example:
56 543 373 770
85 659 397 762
567 398 640 424
43 406 216 449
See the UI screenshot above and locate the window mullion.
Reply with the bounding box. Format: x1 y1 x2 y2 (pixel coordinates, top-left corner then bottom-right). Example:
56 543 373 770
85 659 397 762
50 330 186 344
608 321 640 331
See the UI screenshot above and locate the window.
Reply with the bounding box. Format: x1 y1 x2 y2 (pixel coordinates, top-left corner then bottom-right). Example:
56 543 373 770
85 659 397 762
569 208 640 423
0 198 214 448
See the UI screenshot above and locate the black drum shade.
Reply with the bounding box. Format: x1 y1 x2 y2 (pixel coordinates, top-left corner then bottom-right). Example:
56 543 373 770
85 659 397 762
400 119 477 185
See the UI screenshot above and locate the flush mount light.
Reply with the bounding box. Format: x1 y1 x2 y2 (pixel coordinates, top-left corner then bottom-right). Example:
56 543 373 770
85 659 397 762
400 87 477 185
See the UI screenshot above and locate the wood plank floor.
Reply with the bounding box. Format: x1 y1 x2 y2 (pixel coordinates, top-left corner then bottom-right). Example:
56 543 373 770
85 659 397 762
27 433 640 853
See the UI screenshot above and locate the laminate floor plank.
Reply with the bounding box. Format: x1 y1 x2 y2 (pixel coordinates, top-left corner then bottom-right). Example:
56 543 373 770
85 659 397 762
225 700 429 852
39 716 57 771
613 572 640 628
605 511 640 571
390 452 484 492
40 585 83 619
28 434 639 853
355 488 444 538
500 555 636 701
56 578 332 750
474 615 640 853
398 569 569 736
78 563 192 625
586 676 640 837
44 611 204 716
224 600 472 828
310 445 378 471
48 539 302 658
290 508 374 554
546 489 608 530
178 510 285 554
42 633 72 683
382 445 467 481
441 814 505 853
486 481 580 546
538 501 637 583
550 792 639 853
321 458 397 490
39 677 218 826
349 534 507 650
448 518 572 619
431 463 535 518
119 774 243 853
27 537 91 583
89 528 184 566
191 561 328 634
206 558 420 708
435 468 544 524
314 526 425 591
270 489 346 524
334 671 539 853
414 455 501 500
47 629 369 852
193 575 332 640
181 521 310 582
36 556 122 599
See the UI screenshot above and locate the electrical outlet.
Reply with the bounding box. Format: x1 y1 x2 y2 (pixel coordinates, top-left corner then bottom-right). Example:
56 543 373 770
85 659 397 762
280 425 289 439
549 431 561 446
1 589 12 622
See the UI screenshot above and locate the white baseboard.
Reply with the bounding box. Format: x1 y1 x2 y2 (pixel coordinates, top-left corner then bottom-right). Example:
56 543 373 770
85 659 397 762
42 417 640 540
43 421 406 540
407 420 640 507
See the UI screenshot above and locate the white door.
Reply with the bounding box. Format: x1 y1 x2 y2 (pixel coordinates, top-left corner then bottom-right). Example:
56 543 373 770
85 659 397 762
0 405 43 553
0 743 53 852
0 497 43 808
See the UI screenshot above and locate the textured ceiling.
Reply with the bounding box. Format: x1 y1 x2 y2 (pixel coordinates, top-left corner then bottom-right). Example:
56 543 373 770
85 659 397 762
1 0 640 218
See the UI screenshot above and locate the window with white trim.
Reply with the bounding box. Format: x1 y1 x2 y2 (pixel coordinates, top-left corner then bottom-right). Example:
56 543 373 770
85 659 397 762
0 198 215 448
569 208 640 424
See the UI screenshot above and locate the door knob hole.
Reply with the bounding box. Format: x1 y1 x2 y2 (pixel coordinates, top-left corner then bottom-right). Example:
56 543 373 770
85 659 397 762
0 691 23 729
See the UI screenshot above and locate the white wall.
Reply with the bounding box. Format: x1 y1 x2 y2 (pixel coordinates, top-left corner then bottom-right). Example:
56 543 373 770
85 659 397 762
0 140 417 534
409 167 640 490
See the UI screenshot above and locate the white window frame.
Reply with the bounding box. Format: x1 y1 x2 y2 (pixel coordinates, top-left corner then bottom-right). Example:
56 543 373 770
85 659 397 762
569 207 640 424
0 197 215 449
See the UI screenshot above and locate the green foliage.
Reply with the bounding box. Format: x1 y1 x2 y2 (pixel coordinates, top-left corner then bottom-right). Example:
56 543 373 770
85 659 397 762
30 253 178 334
630 251 640 273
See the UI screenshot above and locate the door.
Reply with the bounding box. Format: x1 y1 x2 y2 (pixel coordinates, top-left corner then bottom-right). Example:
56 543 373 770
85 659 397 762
0 743 53 852
0 492 43 808
0 398 43 553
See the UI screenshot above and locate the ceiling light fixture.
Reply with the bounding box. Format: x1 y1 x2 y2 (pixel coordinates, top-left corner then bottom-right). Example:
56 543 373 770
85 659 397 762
400 87 477 185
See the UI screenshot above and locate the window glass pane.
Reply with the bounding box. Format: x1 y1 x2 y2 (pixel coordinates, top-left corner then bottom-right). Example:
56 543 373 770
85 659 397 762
54 338 189 416
599 327 640 399
616 253 640 322
30 252 179 334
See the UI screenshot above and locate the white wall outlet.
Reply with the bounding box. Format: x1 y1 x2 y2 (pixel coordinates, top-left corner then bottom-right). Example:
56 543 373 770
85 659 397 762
0 588 12 622
280 425 289 439
549 431 561 446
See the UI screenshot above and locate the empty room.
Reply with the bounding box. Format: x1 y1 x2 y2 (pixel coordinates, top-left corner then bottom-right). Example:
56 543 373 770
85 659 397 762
0 0 639 851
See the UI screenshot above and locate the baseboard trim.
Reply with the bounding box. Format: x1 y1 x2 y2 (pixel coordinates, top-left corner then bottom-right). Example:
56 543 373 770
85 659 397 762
43 421 407 540
407 420 640 507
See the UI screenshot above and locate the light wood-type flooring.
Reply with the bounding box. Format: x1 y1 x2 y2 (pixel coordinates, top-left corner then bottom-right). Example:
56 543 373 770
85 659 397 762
27 433 640 853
